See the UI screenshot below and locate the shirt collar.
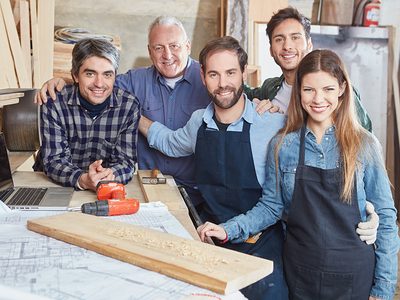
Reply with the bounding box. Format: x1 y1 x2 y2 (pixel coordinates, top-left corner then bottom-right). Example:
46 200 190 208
202 94 255 129
274 75 285 90
305 124 336 139
154 57 194 85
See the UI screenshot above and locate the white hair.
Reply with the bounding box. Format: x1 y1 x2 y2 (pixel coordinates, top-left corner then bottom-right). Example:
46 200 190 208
148 16 188 43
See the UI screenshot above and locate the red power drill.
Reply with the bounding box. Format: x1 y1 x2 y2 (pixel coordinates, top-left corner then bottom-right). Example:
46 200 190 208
79 181 140 216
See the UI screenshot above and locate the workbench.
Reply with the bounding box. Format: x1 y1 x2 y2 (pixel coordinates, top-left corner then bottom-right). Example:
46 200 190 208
12 169 200 240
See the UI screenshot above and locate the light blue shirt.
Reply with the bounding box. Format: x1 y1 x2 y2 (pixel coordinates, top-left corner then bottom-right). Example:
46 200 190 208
147 96 286 185
223 126 399 300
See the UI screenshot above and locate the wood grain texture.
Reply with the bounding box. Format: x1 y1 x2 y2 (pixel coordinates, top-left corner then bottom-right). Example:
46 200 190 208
37 0 54 84
320 0 354 25
0 0 30 87
248 0 287 22
0 7 18 88
27 212 273 295
29 0 40 88
19 0 31 86
138 170 188 212
0 97 19 107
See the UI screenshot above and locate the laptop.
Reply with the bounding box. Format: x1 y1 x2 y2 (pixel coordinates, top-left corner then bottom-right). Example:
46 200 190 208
0 133 73 210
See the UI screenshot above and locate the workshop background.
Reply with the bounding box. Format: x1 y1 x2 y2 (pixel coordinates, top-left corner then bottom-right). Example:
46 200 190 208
0 1 399 214
1 0 399 220
55 0 400 219
0 0 399 298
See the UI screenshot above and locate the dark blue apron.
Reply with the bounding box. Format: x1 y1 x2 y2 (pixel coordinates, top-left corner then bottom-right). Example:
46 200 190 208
284 126 375 299
195 119 288 300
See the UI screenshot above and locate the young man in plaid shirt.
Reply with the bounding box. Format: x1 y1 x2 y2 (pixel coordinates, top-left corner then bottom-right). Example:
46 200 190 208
40 38 140 191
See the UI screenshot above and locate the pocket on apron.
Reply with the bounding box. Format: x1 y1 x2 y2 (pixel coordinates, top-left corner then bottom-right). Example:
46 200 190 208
293 265 353 300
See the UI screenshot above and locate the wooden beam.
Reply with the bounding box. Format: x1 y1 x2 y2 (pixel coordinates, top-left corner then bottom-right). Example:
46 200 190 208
19 0 31 86
28 212 273 295
0 97 19 107
37 0 54 84
29 0 40 88
0 6 18 88
0 0 30 87
11 0 20 28
248 0 288 23
137 170 188 212
0 92 24 100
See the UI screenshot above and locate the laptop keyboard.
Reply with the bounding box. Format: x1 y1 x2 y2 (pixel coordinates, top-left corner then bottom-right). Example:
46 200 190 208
7 187 48 206
0 188 14 202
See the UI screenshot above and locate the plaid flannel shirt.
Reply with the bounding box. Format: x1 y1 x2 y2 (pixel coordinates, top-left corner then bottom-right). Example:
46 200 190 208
40 84 140 188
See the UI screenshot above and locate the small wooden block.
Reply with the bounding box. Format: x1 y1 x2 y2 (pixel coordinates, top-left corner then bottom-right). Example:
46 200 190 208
138 170 188 212
0 97 19 107
0 92 24 100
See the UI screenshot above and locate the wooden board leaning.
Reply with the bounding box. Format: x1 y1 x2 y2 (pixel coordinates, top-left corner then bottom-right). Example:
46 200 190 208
27 212 273 295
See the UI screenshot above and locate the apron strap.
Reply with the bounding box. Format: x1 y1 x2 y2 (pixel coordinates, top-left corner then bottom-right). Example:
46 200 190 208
298 125 307 165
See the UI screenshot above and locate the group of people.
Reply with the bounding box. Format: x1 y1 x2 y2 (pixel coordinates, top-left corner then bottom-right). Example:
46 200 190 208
34 6 398 300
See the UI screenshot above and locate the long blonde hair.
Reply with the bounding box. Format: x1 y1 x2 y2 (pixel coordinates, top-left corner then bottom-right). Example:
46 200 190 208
276 49 364 202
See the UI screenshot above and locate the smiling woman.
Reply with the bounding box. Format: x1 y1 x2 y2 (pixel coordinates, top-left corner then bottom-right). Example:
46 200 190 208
275 49 399 300
299 70 343 143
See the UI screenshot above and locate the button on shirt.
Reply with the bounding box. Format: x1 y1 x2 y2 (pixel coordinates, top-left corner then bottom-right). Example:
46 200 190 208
147 96 286 186
40 85 140 187
115 58 210 188
222 126 399 299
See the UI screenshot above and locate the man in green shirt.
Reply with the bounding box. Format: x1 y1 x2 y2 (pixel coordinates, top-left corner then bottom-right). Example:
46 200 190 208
245 7 372 131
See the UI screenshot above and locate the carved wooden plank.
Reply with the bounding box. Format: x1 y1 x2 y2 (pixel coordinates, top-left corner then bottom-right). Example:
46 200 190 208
27 212 273 295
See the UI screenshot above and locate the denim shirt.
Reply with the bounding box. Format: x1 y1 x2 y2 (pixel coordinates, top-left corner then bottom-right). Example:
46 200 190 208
222 126 399 299
147 96 286 185
115 58 210 189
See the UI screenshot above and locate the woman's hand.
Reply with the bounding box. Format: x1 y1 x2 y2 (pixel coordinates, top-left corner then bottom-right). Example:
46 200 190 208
197 222 227 243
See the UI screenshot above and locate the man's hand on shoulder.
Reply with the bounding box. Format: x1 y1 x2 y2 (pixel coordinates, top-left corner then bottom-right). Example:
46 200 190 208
34 77 67 105
253 98 283 115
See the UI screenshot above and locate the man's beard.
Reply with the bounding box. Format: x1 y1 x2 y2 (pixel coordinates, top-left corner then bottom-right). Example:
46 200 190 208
209 82 244 110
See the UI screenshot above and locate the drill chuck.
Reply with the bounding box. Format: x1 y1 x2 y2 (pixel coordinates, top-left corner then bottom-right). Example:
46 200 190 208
81 201 109 216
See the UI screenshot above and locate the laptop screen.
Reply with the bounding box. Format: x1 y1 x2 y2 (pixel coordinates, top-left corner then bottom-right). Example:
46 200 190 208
0 133 14 191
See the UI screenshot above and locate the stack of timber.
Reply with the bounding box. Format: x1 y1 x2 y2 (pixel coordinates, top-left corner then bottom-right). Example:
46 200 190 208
0 0 54 88
0 89 24 107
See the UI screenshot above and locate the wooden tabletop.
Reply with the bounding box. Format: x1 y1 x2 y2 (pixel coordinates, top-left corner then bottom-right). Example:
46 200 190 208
12 170 200 240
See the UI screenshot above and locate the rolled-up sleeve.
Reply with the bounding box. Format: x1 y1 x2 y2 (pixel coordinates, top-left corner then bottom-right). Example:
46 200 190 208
147 109 204 157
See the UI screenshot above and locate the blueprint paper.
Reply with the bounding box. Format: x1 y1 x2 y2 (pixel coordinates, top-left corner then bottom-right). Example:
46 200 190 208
0 203 246 300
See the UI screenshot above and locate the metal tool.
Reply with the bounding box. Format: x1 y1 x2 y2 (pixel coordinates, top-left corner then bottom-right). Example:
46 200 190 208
142 168 167 185
178 186 215 245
